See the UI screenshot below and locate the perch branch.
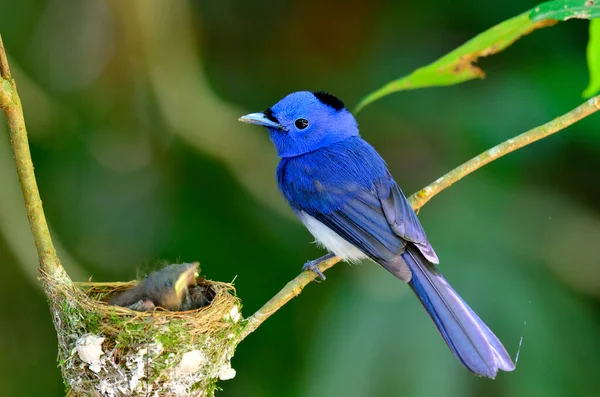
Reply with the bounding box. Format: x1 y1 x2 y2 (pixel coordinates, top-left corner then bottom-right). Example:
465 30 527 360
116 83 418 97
410 95 600 210
240 93 600 341
0 35 70 285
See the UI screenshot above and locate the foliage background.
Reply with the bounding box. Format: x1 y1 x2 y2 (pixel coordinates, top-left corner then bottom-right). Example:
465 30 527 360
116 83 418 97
1 1 599 396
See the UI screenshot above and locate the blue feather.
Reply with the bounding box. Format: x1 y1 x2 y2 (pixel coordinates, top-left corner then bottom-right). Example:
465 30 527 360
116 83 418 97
402 246 515 378
240 91 516 378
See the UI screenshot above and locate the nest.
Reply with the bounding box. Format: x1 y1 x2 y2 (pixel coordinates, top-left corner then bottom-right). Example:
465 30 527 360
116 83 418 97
41 269 243 397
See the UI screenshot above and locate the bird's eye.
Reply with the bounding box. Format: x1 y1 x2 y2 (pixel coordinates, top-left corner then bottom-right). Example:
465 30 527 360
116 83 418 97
294 118 309 129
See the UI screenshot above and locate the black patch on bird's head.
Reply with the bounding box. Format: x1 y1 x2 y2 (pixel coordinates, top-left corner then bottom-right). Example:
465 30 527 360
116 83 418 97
312 91 345 111
263 108 279 123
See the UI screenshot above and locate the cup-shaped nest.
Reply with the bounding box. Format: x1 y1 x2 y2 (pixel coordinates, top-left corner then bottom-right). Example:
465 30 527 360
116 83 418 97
41 269 243 397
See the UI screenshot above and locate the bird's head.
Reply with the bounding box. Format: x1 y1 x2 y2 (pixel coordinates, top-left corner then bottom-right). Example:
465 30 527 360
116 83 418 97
239 91 359 158
145 262 199 311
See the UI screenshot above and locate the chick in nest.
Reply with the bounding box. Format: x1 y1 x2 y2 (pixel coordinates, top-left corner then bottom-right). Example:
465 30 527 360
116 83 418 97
184 284 214 311
109 263 200 311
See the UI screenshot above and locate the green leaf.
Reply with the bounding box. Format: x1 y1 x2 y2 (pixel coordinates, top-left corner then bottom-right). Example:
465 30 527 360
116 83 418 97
355 0 600 113
530 0 600 22
354 12 555 113
584 19 600 97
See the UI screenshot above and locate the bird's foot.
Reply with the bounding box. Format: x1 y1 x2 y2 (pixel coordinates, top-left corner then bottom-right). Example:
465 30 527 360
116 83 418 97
302 253 335 281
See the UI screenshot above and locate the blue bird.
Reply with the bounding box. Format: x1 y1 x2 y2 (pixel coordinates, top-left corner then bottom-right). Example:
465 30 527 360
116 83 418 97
239 91 515 378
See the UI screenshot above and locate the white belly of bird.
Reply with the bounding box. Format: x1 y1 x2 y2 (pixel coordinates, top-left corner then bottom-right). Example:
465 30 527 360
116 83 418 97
298 211 367 263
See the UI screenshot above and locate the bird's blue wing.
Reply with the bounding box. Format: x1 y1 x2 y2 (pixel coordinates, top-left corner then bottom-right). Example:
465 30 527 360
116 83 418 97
312 188 407 263
377 180 439 264
309 182 438 280
278 138 438 269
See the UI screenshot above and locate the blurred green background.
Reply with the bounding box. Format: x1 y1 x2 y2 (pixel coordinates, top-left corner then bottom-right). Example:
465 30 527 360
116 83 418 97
1 1 600 396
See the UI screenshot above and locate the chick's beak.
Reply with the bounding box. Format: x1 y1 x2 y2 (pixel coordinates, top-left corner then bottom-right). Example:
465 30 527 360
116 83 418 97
174 263 199 298
238 112 285 130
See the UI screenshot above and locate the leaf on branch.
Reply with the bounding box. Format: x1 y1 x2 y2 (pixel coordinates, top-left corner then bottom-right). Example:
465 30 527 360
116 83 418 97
355 0 600 113
584 19 600 97
530 0 600 21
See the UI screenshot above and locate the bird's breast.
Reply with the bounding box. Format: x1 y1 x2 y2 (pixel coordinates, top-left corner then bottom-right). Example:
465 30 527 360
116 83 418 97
297 211 367 263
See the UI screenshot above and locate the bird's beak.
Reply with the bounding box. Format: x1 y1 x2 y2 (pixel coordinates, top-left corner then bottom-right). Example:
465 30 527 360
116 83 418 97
175 263 200 298
238 112 285 130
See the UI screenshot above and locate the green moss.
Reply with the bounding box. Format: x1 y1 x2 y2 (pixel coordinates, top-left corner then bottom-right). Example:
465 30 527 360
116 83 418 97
59 298 80 330
115 319 153 345
155 319 192 350
49 279 242 396
83 311 103 334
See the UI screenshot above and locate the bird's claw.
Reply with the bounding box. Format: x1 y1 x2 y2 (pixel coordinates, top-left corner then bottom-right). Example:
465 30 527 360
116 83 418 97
303 260 327 280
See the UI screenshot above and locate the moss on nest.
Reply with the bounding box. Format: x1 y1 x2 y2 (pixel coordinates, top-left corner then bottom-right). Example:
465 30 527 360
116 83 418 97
41 270 243 397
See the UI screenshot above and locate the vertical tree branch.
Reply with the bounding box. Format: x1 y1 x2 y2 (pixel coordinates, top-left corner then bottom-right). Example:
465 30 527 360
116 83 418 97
0 35 70 285
240 93 600 341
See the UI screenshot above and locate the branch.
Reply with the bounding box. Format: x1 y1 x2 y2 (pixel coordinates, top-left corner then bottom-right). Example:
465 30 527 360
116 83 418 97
410 95 600 210
0 35 71 285
240 93 600 341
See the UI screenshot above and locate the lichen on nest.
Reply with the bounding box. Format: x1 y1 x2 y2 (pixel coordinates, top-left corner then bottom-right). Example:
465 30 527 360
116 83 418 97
41 268 243 397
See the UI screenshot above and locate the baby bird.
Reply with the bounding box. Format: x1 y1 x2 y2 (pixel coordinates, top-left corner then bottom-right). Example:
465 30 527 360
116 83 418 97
109 263 199 311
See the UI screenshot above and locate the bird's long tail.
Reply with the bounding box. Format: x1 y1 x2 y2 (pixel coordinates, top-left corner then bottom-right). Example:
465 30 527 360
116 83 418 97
400 245 515 378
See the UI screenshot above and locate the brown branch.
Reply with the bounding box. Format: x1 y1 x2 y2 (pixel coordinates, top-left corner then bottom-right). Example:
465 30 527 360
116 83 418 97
0 35 71 285
239 94 600 341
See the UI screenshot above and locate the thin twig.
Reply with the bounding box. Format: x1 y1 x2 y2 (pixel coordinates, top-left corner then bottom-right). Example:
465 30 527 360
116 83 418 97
410 95 600 210
0 35 71 285
240 94 600 341
0 36 11 81
241 255 341 339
